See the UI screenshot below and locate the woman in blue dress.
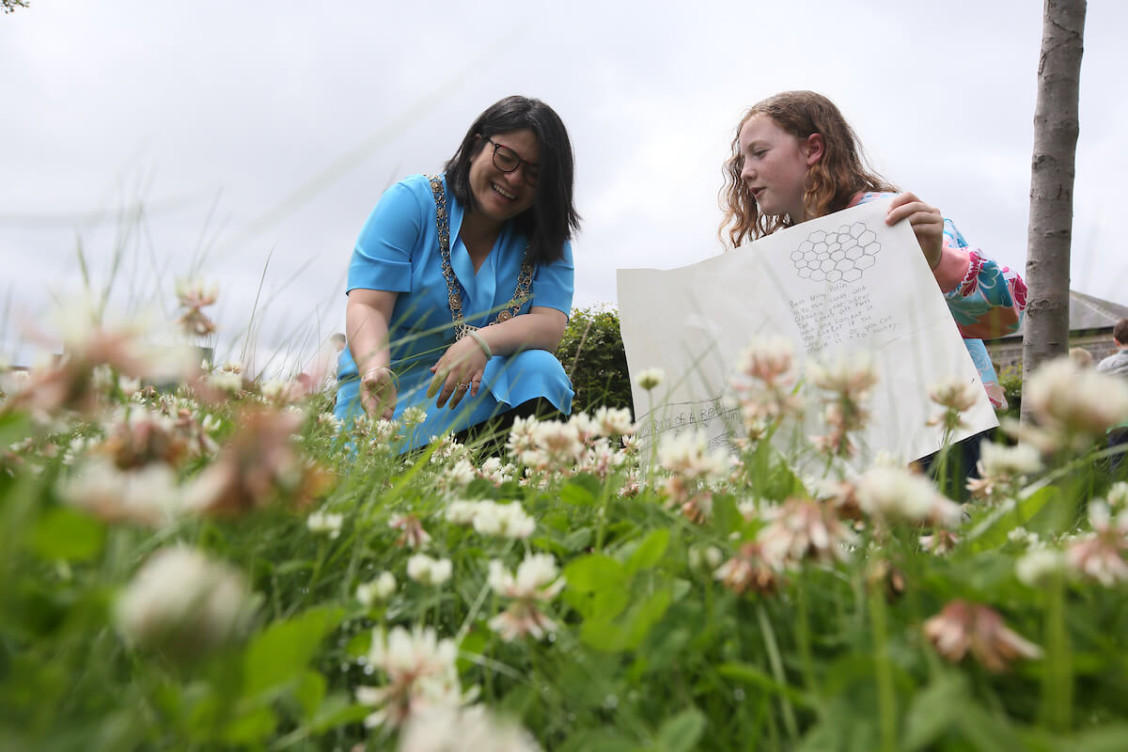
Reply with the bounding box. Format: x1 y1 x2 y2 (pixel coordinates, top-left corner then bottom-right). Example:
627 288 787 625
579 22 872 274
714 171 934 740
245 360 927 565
334 96 580 451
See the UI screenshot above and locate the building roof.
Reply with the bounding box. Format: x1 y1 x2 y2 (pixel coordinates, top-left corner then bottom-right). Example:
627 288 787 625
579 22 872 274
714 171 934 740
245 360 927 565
1068 290 1128 331
996 290 1128 341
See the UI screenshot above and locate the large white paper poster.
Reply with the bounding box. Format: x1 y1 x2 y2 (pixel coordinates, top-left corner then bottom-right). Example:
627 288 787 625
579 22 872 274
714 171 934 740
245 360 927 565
616 197 997 471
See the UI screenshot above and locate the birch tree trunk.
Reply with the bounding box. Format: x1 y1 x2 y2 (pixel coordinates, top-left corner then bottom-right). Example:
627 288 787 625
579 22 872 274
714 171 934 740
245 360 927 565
1021 0 1086 420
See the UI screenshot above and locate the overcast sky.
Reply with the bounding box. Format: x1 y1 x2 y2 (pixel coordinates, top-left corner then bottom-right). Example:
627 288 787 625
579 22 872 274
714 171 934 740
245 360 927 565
2 1 1125 373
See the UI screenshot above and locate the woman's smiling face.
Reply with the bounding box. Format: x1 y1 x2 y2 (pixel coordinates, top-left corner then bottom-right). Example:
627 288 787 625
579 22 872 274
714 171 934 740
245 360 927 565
467 129 539 225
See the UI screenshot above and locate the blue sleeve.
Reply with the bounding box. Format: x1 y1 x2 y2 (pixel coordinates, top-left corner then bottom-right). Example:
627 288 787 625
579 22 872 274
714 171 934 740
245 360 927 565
530 240 574 316
346 180 429 294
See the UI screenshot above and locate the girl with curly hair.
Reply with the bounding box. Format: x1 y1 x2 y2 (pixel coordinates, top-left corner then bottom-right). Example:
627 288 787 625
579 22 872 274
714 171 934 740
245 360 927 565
719 90 1026 412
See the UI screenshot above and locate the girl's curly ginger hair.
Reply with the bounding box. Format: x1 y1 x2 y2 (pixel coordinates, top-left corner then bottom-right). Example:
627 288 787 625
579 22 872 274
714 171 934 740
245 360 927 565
720 90 896 248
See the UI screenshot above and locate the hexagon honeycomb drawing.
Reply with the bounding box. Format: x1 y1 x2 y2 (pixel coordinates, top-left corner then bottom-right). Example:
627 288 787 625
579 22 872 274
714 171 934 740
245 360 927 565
788 222 880 283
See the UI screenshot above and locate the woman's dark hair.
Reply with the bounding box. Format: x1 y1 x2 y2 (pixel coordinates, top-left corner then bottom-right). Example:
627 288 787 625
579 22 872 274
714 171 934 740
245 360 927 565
445 95 580 265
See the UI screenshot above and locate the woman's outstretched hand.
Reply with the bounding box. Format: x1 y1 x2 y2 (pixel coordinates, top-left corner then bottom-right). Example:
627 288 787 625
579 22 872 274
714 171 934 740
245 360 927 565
360 367 398 420
886 192 944 269
427 336 489 410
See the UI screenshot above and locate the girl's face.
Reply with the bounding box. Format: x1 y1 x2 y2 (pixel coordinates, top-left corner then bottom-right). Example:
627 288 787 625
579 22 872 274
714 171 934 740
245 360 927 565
738 114 821 222
467 128 539 227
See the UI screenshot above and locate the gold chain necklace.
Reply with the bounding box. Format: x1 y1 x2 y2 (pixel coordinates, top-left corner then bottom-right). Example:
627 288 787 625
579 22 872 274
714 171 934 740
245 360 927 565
429 175 534 340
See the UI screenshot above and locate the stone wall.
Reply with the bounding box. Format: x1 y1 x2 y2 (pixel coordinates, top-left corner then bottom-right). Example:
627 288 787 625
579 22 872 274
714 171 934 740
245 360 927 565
986 332 1120 373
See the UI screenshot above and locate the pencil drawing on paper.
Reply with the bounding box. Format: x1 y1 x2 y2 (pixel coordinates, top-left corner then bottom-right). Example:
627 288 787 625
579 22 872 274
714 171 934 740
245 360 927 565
789 222 880 283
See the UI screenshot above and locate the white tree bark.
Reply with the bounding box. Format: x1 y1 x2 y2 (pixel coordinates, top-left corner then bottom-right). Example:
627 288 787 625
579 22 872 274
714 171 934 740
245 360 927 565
1021 0 1086 421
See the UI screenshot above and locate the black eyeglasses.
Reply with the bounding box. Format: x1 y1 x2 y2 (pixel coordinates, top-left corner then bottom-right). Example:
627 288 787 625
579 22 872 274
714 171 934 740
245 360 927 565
487 138 539 187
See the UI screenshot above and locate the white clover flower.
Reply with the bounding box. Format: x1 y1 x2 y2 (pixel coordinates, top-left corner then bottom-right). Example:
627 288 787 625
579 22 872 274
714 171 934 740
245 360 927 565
201 413 223 434
207 370 243 395
366 625 457 684
636 368 664 391
805 355 879 458
856 466 934 520
142 341 202 386
735 336 795 382
429 433 470 464
806 354 878 396
1107 482 1128 509
356 625 464 729
357 572 397 606
714 542 782 595
407 554 453 586
487 554 565 641
516 448 548 470
0 367 31 400
478 457 515 485
307 510 344 539
657 430 732 482
59 458 183 527
929 376 980 412
260 378 304 405
118 375 142 396
318 412 344 431
758 497 856 567
355 415 402 448
399 705 541 752
1064 502 1128 586
260 379 286 400
49 293 137 351
59 435 94 467
1024 358 1128 442
472 501 535 539
617 469 644 498
527 421 585 467
920 530 961 554
979 441 1043 479
91 363 117 394
736 499 759 522
927 377 980 431
174 278 219 309
506 414 539 458
688 545 724 570
389 513 431 548
115 546 251 661
592 406 636 437
488 554 564 599
444 499 482 525
568 412 601 443
446 459 478 489
401 406 427 427
576 438 627 478
1007 527 1041 547
1015 548 1066 587
924 600 1043 673
856 466 962 527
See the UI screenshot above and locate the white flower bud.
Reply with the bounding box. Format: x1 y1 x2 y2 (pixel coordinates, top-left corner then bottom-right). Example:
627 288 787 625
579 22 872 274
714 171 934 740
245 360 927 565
115 547 252 661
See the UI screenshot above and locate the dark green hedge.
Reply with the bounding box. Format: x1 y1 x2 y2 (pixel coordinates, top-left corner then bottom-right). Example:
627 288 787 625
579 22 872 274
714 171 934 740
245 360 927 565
556 305 632 414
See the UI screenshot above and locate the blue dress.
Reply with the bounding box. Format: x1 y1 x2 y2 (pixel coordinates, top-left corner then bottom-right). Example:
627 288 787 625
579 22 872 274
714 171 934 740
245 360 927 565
334 174 575 450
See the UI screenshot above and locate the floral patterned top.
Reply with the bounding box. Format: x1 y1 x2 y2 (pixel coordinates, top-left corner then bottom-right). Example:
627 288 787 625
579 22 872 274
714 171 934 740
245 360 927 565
852 192 1028 410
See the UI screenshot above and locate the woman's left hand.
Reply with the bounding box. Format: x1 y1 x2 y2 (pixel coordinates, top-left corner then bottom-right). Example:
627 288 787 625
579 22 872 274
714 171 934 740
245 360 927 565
427 336 489 410
886 192 944 269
